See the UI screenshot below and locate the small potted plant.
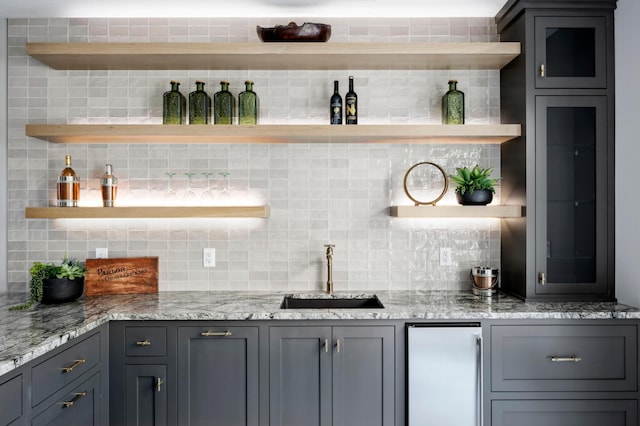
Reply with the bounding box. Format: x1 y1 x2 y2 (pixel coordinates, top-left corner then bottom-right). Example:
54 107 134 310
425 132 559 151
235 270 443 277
10 256 86 310
450 165 499 206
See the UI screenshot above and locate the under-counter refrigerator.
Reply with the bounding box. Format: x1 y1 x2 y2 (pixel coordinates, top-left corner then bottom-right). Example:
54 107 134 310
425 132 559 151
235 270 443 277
407 323 483 426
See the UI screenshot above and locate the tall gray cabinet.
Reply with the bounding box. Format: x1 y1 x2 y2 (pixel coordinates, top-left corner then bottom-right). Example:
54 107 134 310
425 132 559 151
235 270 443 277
498 0 617 300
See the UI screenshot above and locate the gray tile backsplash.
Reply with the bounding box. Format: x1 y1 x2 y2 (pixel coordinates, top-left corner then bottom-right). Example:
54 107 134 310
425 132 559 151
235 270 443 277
7 17 502 292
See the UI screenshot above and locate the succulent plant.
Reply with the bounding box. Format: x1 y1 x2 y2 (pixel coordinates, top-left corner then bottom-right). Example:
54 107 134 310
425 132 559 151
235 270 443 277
450 165 499 195
10 256 85 310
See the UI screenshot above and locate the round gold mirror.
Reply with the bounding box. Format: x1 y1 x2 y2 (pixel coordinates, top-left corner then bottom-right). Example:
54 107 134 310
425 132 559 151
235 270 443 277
403 161 448 206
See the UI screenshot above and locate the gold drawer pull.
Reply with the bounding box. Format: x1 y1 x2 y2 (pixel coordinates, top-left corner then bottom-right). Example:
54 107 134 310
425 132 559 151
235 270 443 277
136 340 152 346
62 359 86 373
201 330 232 337
551 355 582 363
62 391 87 408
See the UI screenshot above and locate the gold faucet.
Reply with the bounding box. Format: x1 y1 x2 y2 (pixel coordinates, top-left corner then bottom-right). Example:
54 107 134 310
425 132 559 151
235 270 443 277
324 244 335 294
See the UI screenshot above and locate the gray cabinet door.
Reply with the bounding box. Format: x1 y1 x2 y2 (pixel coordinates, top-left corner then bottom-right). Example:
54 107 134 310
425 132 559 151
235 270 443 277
124 364 167 426
269 325 395 426
0 373 23 425
269 326 332 426
332 326 395 426
534 16 608 89
535 96 610 296
177 325 259 426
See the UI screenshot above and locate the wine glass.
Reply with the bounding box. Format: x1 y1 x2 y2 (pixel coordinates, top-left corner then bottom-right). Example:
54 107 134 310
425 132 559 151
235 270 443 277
183 172 196 203
201 172 214 203
218 172 231 199
165 172 177 204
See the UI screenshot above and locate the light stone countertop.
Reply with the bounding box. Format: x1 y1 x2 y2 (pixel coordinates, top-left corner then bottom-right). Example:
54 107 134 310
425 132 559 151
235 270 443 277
1 290 639 376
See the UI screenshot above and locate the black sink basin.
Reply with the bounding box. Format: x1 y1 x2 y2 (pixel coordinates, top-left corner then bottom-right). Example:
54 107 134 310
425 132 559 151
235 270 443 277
280 295 384 309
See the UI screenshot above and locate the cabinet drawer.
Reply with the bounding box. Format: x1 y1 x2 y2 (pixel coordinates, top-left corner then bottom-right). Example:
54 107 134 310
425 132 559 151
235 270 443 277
125 326 167 357
491 325 637 392
31 372 102 426
32 332 101 407
492 400 638 426
0 373 23 425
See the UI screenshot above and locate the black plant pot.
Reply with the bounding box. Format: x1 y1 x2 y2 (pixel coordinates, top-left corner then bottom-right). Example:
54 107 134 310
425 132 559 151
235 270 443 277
456 189 493 206
41 277 84 304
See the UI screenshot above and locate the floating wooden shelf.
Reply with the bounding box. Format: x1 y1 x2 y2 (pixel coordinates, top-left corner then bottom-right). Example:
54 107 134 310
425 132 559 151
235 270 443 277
389 205 524 218
25 206 270 219
26 42 520 70
25 124 521 144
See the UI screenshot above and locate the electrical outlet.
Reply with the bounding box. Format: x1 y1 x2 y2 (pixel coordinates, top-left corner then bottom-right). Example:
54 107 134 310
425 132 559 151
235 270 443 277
440 248 452 266
203 248 216 268
95 248 108 259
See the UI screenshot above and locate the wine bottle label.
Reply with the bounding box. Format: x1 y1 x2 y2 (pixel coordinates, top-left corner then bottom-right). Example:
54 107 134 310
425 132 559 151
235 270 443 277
346 96 357 122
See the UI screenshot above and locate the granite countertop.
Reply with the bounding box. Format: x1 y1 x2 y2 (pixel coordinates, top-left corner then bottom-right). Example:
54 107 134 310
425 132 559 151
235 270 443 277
1 290 639 376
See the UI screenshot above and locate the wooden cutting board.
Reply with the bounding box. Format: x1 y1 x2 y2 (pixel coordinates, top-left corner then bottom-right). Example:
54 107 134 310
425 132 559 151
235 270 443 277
85 257 158 296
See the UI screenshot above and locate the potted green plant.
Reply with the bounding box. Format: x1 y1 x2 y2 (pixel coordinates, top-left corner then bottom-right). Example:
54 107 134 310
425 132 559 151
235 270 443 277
450 165 499 206
10 256 86 310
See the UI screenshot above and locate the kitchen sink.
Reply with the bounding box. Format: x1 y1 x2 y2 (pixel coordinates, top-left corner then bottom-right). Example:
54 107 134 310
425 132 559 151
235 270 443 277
280 295 384 309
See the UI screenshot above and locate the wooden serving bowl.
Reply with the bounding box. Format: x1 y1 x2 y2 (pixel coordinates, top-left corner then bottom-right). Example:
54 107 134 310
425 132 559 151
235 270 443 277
256 22 331 42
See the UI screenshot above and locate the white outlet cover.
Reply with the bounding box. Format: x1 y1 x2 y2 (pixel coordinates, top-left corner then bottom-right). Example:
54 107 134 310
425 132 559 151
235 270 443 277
440 248 452 266
203 248 216 268
95 248 108 259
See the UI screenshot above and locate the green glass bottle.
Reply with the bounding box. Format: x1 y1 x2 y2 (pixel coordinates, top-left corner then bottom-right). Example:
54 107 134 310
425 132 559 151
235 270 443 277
213 80 235 125
238 80 258 125
163 80 186 125
188 80 211 125
442 80 464 124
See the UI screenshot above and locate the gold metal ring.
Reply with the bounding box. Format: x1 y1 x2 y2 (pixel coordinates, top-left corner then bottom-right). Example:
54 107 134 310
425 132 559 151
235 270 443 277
403 161 448 206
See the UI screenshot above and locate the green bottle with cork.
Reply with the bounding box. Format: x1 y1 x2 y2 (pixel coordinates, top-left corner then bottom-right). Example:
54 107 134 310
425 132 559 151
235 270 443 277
188 80 211 124
213 80 235 125
163 80 186 125
442 80 464 124
238 80 258 125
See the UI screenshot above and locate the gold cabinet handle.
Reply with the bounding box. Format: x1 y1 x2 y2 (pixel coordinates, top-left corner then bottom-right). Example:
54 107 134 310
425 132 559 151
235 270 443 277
335 339 341 353
551 355 582 363
539 272 546 286
323 338 329 353
200 330 232 337
540 64 545 77
62 359 86 373
136 340 151 346
156 377 164 392
62 391 87 408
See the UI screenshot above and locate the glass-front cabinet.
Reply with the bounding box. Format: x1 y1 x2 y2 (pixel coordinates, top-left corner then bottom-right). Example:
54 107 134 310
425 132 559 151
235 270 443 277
535 16 608 89
498 0 616 300
535 96 609 296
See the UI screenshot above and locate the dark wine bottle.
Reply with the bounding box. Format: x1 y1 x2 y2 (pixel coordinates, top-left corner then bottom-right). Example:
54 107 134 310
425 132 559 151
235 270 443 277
345 76 357 125
330 80 342 125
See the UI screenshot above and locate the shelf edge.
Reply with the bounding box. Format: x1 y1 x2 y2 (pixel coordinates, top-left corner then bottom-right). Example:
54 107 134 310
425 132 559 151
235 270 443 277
389 205 524 218
25 206 271 219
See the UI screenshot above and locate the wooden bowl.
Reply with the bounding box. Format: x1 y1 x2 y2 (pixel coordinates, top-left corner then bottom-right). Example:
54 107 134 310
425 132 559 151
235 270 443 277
256 22 331 42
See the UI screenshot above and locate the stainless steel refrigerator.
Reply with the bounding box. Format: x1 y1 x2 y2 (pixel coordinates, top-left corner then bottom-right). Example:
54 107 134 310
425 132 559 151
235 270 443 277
407 323 483 425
